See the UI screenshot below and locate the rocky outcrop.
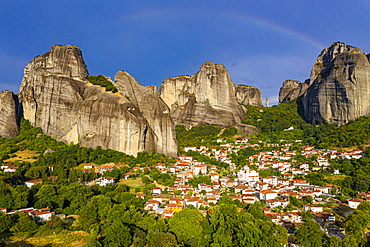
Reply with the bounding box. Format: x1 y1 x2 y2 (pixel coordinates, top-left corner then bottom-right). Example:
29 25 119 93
234 124 261 137
302 42 370 125
19 45 177 157
0 91 20 138
113 71 177 158
160 62 246 127
235 85 263 106
278 79 309 104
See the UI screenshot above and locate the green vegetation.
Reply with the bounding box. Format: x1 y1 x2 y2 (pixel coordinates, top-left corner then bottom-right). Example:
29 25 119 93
175 125 222 148
242 99 370 148
87 75 118 93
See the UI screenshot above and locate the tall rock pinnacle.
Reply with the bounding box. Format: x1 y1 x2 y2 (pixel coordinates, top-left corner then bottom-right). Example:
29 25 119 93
160 62 247 127
19 45 177 157
302 42 370 125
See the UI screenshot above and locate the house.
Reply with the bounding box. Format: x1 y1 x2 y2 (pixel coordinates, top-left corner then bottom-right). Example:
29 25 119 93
1 164 18 172
135 193 145 199
31 208 54 221
144 200 161 211
166 203 183 212
186 197 200 208
96 176 115 186
237 166 259 183
293 180 309 187
348 198 365 209
0 208 6 213
234 183 249 194
84 164 94 170
193 164 207 176
100 164 114 172
266 199 289 208
211 173 220 181
198 184 212 192
242 194 258 204
184 146 197 152
163 210 175 217
152 187 162 195
315 212 335 223
25 179 43 188
255 182 269 191
303 204 323 213
258 190 278 200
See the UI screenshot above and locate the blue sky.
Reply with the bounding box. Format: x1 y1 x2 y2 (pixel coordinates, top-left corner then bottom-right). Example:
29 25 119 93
1 1 369 104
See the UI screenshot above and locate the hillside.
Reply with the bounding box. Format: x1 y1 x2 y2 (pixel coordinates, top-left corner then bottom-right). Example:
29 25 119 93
242 99 370 149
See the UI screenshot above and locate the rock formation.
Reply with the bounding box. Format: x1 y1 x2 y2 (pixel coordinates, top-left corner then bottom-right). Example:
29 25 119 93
19 45 177 157
235 85 263 106
234 124 261 137
113 71 177 158
302 42 370 125
160 62 246 127
278 79 309 104
0 90 21 138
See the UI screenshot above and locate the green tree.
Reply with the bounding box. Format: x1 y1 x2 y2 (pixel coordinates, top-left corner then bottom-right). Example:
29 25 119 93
10 213 38 233
295 219 326 247
102 220 132 246
168 208 209 246
34 184 64 210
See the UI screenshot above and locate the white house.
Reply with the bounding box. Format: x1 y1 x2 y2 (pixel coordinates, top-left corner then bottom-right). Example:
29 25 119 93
348 198 365 209
266 199 289 208
1 164 18 172
237 166 259 183
152 187 162 194
258 190 278 200
25 179 42 188
303 204 323 213
96 176 115 186
193 164 207 176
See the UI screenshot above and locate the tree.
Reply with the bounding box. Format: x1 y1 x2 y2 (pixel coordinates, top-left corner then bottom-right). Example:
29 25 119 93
168 208 208 246
79 195 112 226
327 235 342 247
357 201 370 211
10 213 38 233
295 219 326 247
147 232 178 247
0 212 15 232
102 220 132 246
34 184 64 210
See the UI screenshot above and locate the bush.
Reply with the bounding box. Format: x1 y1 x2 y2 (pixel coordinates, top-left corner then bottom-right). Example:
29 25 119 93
87 75 118 93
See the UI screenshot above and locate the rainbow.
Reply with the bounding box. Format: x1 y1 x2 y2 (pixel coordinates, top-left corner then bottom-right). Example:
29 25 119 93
229 12 325 50
121 7 325 51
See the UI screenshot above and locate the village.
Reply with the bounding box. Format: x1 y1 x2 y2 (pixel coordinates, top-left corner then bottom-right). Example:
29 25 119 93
0 136 368 240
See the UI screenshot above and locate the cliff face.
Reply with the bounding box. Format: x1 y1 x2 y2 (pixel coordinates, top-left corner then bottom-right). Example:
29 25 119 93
160 62 246 127
113 71 177 158
302 42 370 125
235 85 263 106
0 91 20 138
19 45 177 157
278 79 309 104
